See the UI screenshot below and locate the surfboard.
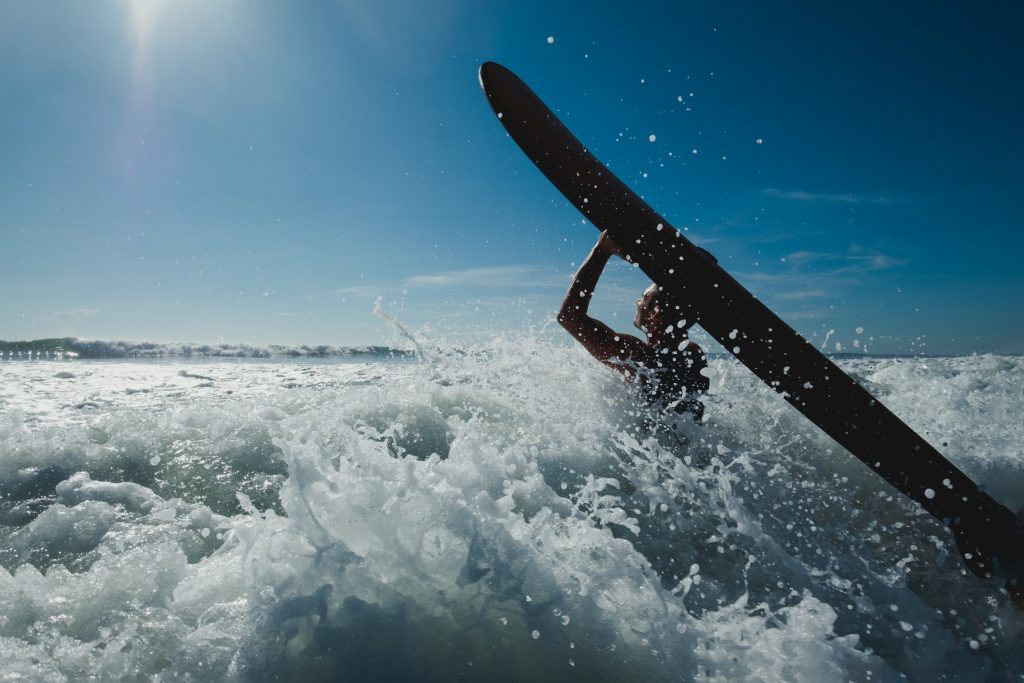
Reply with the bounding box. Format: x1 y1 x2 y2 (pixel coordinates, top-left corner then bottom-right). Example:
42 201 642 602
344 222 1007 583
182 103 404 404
478 61 1022 595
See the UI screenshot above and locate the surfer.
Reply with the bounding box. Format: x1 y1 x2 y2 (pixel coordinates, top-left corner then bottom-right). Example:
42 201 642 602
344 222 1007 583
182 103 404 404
558 230 709 420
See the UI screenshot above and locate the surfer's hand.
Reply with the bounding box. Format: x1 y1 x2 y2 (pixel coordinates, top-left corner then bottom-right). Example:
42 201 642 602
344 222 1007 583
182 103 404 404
596 231 628 259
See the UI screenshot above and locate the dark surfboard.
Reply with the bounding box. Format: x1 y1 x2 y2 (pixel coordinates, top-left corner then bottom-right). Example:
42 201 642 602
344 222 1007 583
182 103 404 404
479 61 1022 595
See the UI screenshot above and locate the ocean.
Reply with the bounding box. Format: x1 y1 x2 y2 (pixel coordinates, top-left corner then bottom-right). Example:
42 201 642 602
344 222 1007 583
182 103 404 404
1 337 1022 681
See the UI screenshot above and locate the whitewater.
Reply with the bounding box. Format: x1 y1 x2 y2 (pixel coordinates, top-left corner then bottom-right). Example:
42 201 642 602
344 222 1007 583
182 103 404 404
1 335 1022 681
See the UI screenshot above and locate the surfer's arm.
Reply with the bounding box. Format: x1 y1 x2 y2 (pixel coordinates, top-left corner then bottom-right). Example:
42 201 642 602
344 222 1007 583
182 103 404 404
558 233 613 321
558 233 652 371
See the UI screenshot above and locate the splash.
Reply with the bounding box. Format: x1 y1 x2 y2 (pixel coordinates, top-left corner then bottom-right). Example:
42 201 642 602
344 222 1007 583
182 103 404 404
1 334 1022 680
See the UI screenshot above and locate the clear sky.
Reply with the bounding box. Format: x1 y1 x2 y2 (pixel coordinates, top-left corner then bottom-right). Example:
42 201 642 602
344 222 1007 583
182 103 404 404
2 1 1021 354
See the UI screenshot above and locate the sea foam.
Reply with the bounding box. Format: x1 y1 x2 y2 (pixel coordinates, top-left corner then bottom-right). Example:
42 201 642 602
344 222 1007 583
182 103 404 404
1 339 1022 680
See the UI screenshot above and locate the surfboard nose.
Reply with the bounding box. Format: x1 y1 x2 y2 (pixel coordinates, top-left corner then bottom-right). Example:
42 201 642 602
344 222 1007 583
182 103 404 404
478 61 525 115
478 61 508 91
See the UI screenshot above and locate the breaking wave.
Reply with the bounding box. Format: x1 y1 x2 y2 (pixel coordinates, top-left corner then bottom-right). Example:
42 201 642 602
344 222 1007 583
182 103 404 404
1 334 1022 681
0 338 413 361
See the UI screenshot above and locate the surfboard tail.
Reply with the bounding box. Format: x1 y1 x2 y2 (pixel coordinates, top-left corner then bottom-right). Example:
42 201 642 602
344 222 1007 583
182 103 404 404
947 503 1024 608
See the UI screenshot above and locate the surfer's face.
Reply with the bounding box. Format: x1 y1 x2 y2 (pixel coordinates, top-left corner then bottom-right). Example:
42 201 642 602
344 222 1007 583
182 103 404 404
634 285 662 332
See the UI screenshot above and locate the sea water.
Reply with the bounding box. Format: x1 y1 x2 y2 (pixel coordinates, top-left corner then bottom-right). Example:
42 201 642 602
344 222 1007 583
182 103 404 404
1 337 1022 681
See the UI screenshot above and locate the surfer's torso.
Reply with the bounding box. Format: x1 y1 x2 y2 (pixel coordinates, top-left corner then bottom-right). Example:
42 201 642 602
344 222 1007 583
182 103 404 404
613 339 709 420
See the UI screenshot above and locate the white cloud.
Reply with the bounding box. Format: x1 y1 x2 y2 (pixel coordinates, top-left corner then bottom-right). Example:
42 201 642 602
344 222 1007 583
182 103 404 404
335 285 387 299
773 289 831 301
781 245 907 274
33 308 99 323
733 244 906 310
404 264 559 289
836 251 907 273
763 188 900 205
334 264 564 302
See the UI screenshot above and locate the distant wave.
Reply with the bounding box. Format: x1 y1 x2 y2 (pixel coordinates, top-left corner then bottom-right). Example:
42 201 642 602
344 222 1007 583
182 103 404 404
2 337 1015 362
0 338 415 360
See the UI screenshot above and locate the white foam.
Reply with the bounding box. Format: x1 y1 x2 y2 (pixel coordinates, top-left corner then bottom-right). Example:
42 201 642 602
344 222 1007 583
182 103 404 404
0 342 1022 679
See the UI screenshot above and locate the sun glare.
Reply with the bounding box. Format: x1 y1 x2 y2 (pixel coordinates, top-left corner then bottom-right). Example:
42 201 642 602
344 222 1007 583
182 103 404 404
124 0 168 57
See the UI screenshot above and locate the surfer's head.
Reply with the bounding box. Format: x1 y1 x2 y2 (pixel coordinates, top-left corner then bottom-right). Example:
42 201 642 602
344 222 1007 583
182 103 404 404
635 284 694 337
634 284 661 332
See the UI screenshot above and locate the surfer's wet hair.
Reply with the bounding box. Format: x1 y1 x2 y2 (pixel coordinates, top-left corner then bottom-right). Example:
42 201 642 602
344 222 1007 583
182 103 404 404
642 284 694 330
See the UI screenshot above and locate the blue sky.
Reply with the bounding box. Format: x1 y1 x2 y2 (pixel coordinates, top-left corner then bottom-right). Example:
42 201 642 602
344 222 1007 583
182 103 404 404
1 1 1021 354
